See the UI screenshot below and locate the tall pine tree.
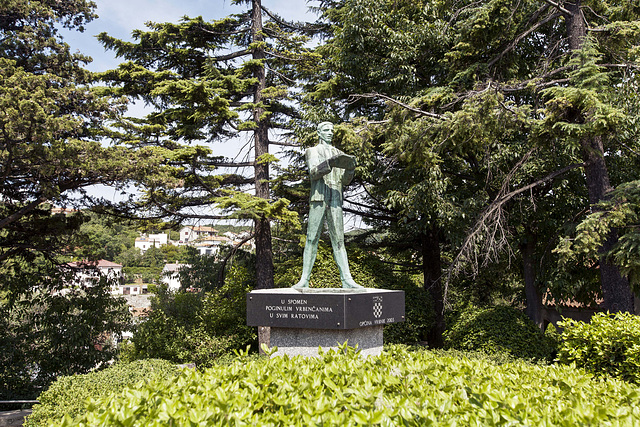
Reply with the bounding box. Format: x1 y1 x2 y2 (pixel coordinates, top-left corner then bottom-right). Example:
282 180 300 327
97 0 315 288
0 0 148 265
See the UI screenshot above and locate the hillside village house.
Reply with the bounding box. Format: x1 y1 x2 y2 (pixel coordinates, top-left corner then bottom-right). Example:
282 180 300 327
51 206 79 216
116 280 148 296
67 259 124 287
161 263 190 291
134 233 168 254
67 260 148 295
195 235 231 256
179 225 217 243
133 226 254 255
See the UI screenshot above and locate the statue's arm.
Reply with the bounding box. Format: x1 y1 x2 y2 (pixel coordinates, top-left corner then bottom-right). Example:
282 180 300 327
330 153 356 170
306 147 356 181
307 148 332 179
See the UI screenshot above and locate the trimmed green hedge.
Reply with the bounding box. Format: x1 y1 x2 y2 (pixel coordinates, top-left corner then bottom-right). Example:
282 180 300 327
558 311 640 383
59 346 640 426
443 305 555 361
25 359 179 427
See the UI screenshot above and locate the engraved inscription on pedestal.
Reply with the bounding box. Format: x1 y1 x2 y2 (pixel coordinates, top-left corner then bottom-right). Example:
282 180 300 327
246 288 405 330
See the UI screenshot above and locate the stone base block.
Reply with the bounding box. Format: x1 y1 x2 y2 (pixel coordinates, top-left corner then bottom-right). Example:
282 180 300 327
0 410 32 427
269 325 383 358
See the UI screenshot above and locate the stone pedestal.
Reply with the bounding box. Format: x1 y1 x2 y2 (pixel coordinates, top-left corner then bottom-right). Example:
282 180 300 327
247 288 404 357
270 325 383 357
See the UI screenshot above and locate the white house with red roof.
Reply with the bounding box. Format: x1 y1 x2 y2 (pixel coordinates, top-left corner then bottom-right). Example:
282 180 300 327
179 225 217 243
67 259 124 287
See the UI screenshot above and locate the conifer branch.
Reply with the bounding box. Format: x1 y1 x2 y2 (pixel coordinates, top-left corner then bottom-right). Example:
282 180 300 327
488 9 561 67
210 49 252 62
217 232 255 285
601 63 640 70
540 0 571 15
197 26 246 36
0 195 57 229
445 159 584 289
349 93 444 120
446 1 484 29
202 161 255 168
265 50 307 62
267 66 297 84
147 193 228 220
617 140 640 157
260 5 321 34
497 66 572 92
342 206 396 222
268 140 299 147
582 5 610 25
344 197 396 216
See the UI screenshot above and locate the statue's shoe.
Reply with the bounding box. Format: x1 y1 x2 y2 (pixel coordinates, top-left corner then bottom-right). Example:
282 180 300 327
342 279 363 289
292 280 309 289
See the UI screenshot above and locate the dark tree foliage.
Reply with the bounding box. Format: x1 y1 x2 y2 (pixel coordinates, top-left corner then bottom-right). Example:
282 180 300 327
308 0 640 339
0 1 135 400
0 0 160 264
0 268 132 402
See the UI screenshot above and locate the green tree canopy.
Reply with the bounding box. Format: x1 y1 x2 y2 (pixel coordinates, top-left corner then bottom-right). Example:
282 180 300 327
0 0 135 399
309 0 640 337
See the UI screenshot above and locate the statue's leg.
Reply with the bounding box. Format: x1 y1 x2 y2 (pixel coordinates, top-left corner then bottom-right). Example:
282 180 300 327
293 202 325 288
326 205 362 288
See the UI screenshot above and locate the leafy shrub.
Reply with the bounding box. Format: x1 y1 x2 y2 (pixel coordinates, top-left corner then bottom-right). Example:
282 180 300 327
25 359 179 427
121 264 256 368
557 311 640 383
0 274 132 403
429 347 533 366
60 346 640 426
443 305 555 361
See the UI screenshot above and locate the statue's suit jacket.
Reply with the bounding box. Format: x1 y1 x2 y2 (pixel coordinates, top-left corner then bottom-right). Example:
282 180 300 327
305 143 355 203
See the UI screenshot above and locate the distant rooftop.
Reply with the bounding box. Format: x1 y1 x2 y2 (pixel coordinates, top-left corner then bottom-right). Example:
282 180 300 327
184 225 217 233
162 263 190 272
68 260 123 268
51 207 78 215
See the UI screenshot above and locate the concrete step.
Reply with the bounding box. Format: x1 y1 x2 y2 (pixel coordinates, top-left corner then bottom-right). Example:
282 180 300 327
0 410 32 427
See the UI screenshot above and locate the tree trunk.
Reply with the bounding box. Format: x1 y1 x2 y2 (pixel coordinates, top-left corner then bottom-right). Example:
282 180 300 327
581 135 633 312
421 227 445 348
565 1 634 312
565 1 586 51
252 0 274 289
521 232 543 328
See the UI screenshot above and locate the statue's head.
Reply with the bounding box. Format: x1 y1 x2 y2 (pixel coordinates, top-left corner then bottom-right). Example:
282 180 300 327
317 121 334 143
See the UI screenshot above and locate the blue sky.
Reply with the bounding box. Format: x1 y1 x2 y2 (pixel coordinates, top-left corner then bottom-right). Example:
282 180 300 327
62 0 318 72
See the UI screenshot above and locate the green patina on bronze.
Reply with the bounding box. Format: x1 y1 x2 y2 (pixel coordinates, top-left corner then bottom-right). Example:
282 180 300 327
293 122 363 289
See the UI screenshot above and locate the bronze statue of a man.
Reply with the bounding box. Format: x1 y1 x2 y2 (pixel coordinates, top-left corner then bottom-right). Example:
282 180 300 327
293 122 363 289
